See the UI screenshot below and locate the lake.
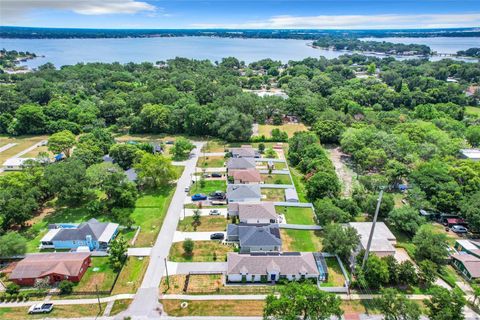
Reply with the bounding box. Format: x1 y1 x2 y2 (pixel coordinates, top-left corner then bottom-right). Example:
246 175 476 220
1 36 479 68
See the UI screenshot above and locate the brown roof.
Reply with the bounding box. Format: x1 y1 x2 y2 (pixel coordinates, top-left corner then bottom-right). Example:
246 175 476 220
227 252 319 276
9 252 91 280
452 254 480 278
238 202 278 221
229 169 262 183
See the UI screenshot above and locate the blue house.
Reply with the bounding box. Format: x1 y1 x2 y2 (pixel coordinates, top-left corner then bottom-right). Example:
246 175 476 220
40 218 120 251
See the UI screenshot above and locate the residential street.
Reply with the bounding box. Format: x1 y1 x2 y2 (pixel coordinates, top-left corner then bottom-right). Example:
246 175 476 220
125 141 204 319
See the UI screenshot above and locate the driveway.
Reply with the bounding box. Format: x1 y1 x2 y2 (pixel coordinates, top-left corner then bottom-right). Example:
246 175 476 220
173 231 225 242
180 208 228 220
127 247 152 257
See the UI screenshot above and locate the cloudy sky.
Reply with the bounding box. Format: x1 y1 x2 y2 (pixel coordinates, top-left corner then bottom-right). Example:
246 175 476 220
1 0 480 29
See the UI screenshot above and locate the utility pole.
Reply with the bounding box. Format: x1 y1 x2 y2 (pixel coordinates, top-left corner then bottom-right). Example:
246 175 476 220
95 284 102 315
164 257 170 289
361 187 384 269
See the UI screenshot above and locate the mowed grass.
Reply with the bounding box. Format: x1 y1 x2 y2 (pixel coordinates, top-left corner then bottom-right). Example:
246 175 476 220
320 258 347 287
466 106 480 116
111 257 149 294
169 241 233 262
262 174 292 185
0 304 106 320
178 216 227 232
161 300 265 317
201 140 227 153
276 206 316 225
257 123 308 138
74 257 117 293
197 156 225 168
110 299 132 316
189 180 226 196
289 167 308 202
0 135 48 164
261 188 285 201
280 229 323 252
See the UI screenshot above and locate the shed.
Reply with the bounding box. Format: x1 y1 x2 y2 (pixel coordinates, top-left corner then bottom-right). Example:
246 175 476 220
284 188 299 203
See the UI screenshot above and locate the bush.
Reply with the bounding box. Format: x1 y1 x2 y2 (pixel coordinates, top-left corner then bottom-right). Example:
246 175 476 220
0 294 5 302
59 280 74 295
6 283 20 295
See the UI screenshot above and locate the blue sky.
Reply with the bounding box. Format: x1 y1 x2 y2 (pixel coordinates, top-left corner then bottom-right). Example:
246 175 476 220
1 0 480 29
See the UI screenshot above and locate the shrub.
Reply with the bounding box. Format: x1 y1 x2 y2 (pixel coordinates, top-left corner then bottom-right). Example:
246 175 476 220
59 280 74 295
6 283 20 295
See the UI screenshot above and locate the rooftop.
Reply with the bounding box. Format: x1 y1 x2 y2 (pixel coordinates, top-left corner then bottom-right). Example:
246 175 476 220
452 253 480 278
460 149 480 160
227 252 319 275
227 157 256 170
238 202 278 221
228 223 282 247
229 168 262 183
41 218 119 243
227 184 262 200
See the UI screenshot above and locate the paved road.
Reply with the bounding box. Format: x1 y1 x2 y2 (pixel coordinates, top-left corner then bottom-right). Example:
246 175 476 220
173 231 225 242
0 294 134 308
125 142 204 319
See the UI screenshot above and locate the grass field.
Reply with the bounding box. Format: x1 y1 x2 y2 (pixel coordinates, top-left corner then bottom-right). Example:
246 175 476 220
169 241 234 262
280 229 323 252
257 123 308 138
74 257 117 293
111 257 149 294
0 304 106 320
320 258 347 287
289 167 308 202
276 206 316 225
261 188 285 201
189 180 226 196
466 106 480 116
201 140 227 153
110 299 132 316
0 135 49 164
262 174 292 185
178 216 227 232
197 156 225 168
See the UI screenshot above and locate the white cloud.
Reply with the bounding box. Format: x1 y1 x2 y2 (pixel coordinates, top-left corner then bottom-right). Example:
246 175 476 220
191 13 480 29
0 0 156 24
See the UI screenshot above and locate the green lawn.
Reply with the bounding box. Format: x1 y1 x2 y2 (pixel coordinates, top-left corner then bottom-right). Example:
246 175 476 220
466 106 480 116
110 299 132 316
280 229 323 252
197 156 225 168
74 257 117 293
112 257 149 294
289 167 308 202
276 206 316 225
189 180 226 196
0 304 106 320
262 174 292 185
201 140 227 153
320 258 347 287
178 216 227 232
257 123 308 138
261 188 285 201
169 241 234 262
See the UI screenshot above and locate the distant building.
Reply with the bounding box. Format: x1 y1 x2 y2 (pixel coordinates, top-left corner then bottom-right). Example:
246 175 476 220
228 202 280 224
348 222 397 259
3 158 40 171
455 240 480 259
9 252 91 286
459 149 480 162
228 168 262 184
451 253 480 281
230 147 259 158
227 223 282 253
124 168 138 182
226 184 262 203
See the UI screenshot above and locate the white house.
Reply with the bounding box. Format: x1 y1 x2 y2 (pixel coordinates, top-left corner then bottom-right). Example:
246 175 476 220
459 149 480 162
3 158 38 171
348 222 397 259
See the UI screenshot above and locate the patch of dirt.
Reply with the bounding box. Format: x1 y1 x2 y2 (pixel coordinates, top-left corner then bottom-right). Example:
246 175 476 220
326 146 356 197
26 207 55 226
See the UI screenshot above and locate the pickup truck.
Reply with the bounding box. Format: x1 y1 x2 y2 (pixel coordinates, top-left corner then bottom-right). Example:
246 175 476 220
28 303 54 314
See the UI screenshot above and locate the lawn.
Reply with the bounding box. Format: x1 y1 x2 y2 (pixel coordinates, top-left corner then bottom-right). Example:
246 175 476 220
262 174 292 185
73 257 117 293
169 241 234 262
178 216 227 232
256 160 287 170
110 299 133 316
197 156 225 168
466 106 480 116
289 167 308 202
189 180 226 196
320 257 347 287
0 135 49 164
280 229 323 252
161 299 265 317
0 304 106 320
261 188 285 201
276 206 316 225
257 123 308 138
201 140 227 153
111 257 149 294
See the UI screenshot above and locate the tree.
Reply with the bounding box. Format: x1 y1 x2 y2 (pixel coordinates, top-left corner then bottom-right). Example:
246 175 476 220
365 193 394 218
367 63 376 75
425 287 466 320
388 206 426 237
134 154 177 189
13 103 46 134
58 280 74 295
288 131 319 166
413 225 449 265
183 238 194 257
109 143 143 170
362 254 390 289
313 119 346 143
375 288 421 320
45 159 91 205
170 137 195 161
306 171 340 201
460 191 480 233
0 232 27 257
418 260 437 288
133 103 170 133
258 143 265 154
398 260 418 287
109 236 128 271
314 199 351 225
264 147 276 158
212 108 253 142
192 209 201 231
47 130 76 157
263 282 343 320
6 283 20 295
466 125 480 147
322 223 360 262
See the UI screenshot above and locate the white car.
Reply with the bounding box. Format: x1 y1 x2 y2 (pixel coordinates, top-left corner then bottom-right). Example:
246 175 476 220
451 225 468 234
209 209 221 216
185 186 190 192
28 303 54 314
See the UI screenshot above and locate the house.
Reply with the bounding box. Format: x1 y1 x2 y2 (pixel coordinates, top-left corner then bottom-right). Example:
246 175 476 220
445 218 467 228
3 158 39 171
451 253 480 281
227 158 256 171
285 188 298 202
9 252 91 286
228 202 280 224
227 184 262 203
459 149 480 162
226 223 282 253
455 240 480 259
228 168 262 184
124 168 138 182
466 85 479 97
230 147 259 158
349 222 397 258
40 218 119 251
226 252 326 283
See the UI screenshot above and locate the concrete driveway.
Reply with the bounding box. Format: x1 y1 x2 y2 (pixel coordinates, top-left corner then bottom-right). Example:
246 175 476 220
180 208 228 220
173 231 225 242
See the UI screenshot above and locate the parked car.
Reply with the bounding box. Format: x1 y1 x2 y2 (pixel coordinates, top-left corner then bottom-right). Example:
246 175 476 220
209 209 221 216
29 303 54 314
185 186 190 192
451 225 468 234
210 233 225 240
209 191 226 200
211 173 222 178
191 194 207 201
203 173 211 178
165 140 174 145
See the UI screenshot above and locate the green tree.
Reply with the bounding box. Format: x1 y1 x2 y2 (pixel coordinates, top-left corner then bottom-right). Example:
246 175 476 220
58 280 74 295
109 236 128 271
133 103 170 133
362 255 390 289
460 191 480 233
365 193 394 218
322 223 360 262
183 238 194 257
48 130 76 157
367 63 376 75
263 282 343 320
14 103 46 134
418 260 437 288
170 138 195 161
109 143 143 170
466 125 480 147
306 171 340 201
264 147 277 158
398 260 418 287
6 283 20 295
0 232 27 257
425 287 465 320
134 154 177 189
375 288 421 320
388 206 426 237
314 199 351 225
45 159 91 205
313 119 346 143
413 225 449 265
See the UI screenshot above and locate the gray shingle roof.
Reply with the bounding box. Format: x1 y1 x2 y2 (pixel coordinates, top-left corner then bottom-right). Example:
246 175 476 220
227 158 256 170
50 219 110 242
227 184 261 201
227 223 282 247
238 202 278 221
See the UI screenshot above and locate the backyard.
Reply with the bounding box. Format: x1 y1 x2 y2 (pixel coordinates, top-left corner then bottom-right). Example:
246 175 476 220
276 206 316 225
261 188 285 201
169 241 234 262
72 257 117 293
257 123 308 138
280 229 323 252
320 257 348 287
111 257 149 294
196 156 225 168
261 174 292 185
177 216 227 232
189 180 226 196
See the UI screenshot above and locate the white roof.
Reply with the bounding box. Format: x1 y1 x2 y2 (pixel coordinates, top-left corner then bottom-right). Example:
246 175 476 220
285 188 298 200
457 240 479 251
41 229 61 242
360 238 396 252
3 157 37 166
76 246 91 252
460 149 480 160
98 223 119 243
349 222 396 241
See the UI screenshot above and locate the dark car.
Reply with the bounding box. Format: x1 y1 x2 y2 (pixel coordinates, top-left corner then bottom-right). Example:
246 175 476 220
191 194 207 201
211 173 222 178
210 233 225 240
209 191 226 200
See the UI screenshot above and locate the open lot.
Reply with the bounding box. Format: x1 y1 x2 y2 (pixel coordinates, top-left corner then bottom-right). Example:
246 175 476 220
280 229 323 252
178 216 227 232
169 240 234 262
189 180 226 196
111 257 149 294
0 304 106 320
201 140 227 153
0 135 49 164
262 174 292 185
197 156 225 168
261 188 285 201
257 123 308 138
276 206 316 225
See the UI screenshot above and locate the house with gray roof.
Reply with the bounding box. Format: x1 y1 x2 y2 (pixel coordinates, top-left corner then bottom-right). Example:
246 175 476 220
229 146 259 159
228 202 280 224
348 222 397 262
226 252 326 283
227 184 262 203
40 218 119 251
227 223 282 253
227 158 256 171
